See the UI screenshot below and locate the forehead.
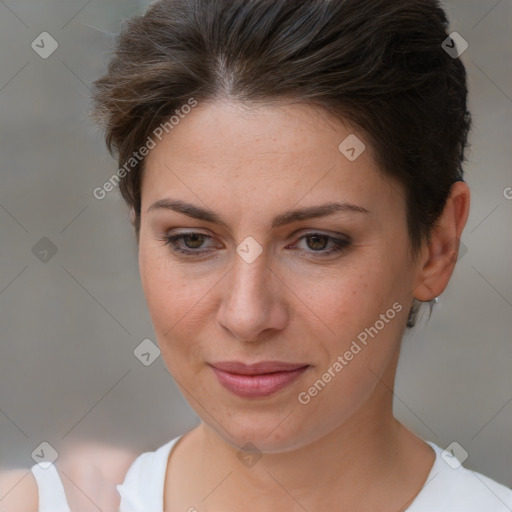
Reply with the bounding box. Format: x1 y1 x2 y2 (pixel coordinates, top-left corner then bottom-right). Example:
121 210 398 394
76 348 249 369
146 99 373 167
141 99 404 220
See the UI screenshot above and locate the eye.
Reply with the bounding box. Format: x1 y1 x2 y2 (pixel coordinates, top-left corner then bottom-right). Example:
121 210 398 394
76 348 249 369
161 232 216 256
160 231 350 258
291 232 351 257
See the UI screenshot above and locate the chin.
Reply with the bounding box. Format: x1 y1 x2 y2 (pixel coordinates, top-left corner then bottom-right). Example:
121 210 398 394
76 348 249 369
208 416 313 454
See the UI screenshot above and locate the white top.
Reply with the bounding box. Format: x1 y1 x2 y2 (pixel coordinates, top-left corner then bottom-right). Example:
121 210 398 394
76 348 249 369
30 435 512 511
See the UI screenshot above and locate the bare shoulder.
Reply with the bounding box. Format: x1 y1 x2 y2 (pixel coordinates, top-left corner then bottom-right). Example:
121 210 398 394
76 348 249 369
0 443 138 512
57 441 139 482
56 442 139 511
0 469 38 512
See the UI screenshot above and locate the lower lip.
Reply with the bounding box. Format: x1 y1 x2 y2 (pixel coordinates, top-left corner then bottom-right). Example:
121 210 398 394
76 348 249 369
210 365 310 398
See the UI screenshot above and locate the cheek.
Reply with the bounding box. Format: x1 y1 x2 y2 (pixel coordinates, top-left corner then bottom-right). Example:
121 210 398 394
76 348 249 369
138 240 217 358
292 266 405 425
295 259 389 329
138 241 190 336
298 255 407 367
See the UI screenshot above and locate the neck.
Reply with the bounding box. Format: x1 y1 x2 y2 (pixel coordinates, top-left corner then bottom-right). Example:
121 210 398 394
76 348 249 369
203 384 400 484
178 352 435 512
188 364 432 511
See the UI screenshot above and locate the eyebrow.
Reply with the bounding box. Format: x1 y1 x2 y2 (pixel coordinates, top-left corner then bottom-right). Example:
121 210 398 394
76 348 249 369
147 198 370 228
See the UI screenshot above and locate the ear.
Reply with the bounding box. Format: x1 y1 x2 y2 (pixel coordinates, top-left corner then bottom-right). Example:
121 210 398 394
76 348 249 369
413 181 471 301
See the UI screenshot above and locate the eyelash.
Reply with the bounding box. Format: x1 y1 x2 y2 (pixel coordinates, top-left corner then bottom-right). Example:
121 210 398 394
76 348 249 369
161 232 350 258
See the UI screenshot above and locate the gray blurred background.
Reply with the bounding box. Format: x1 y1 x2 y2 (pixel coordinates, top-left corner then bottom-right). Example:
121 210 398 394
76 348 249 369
0 0 511 490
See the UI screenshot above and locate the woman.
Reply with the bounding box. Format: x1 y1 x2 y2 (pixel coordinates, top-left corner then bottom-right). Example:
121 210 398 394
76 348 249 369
5 0 511 510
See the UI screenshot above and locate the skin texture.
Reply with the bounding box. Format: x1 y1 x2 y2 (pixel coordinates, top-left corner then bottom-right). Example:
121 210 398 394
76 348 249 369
136 99 470 511
0 99 469 511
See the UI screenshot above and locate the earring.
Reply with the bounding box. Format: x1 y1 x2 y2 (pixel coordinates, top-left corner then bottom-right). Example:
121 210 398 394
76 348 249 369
415 296 439 304
425 296 439 322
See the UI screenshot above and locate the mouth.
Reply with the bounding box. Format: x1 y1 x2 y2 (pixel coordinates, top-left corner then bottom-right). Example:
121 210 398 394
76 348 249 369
208 361 310 398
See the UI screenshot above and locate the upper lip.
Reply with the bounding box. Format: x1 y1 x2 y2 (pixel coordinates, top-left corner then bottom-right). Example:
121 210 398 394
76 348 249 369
209 361 309 375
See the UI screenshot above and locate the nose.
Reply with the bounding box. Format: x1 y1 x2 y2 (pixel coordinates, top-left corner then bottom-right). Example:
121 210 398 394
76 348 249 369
216 250 289 343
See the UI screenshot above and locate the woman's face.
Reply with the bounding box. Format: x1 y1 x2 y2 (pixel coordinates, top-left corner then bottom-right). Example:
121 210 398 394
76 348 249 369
138 100 419 452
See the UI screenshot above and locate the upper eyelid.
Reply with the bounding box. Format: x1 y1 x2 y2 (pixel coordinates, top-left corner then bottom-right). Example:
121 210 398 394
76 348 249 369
165 227 348 239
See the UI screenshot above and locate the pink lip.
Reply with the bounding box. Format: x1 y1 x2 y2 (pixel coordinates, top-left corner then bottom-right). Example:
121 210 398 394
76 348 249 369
209 361 310 398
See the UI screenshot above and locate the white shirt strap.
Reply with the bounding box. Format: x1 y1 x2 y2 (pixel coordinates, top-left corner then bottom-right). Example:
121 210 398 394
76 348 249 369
30 463 71 512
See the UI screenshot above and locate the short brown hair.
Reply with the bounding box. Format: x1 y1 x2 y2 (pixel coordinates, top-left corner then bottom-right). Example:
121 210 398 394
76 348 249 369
90 0 472 328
